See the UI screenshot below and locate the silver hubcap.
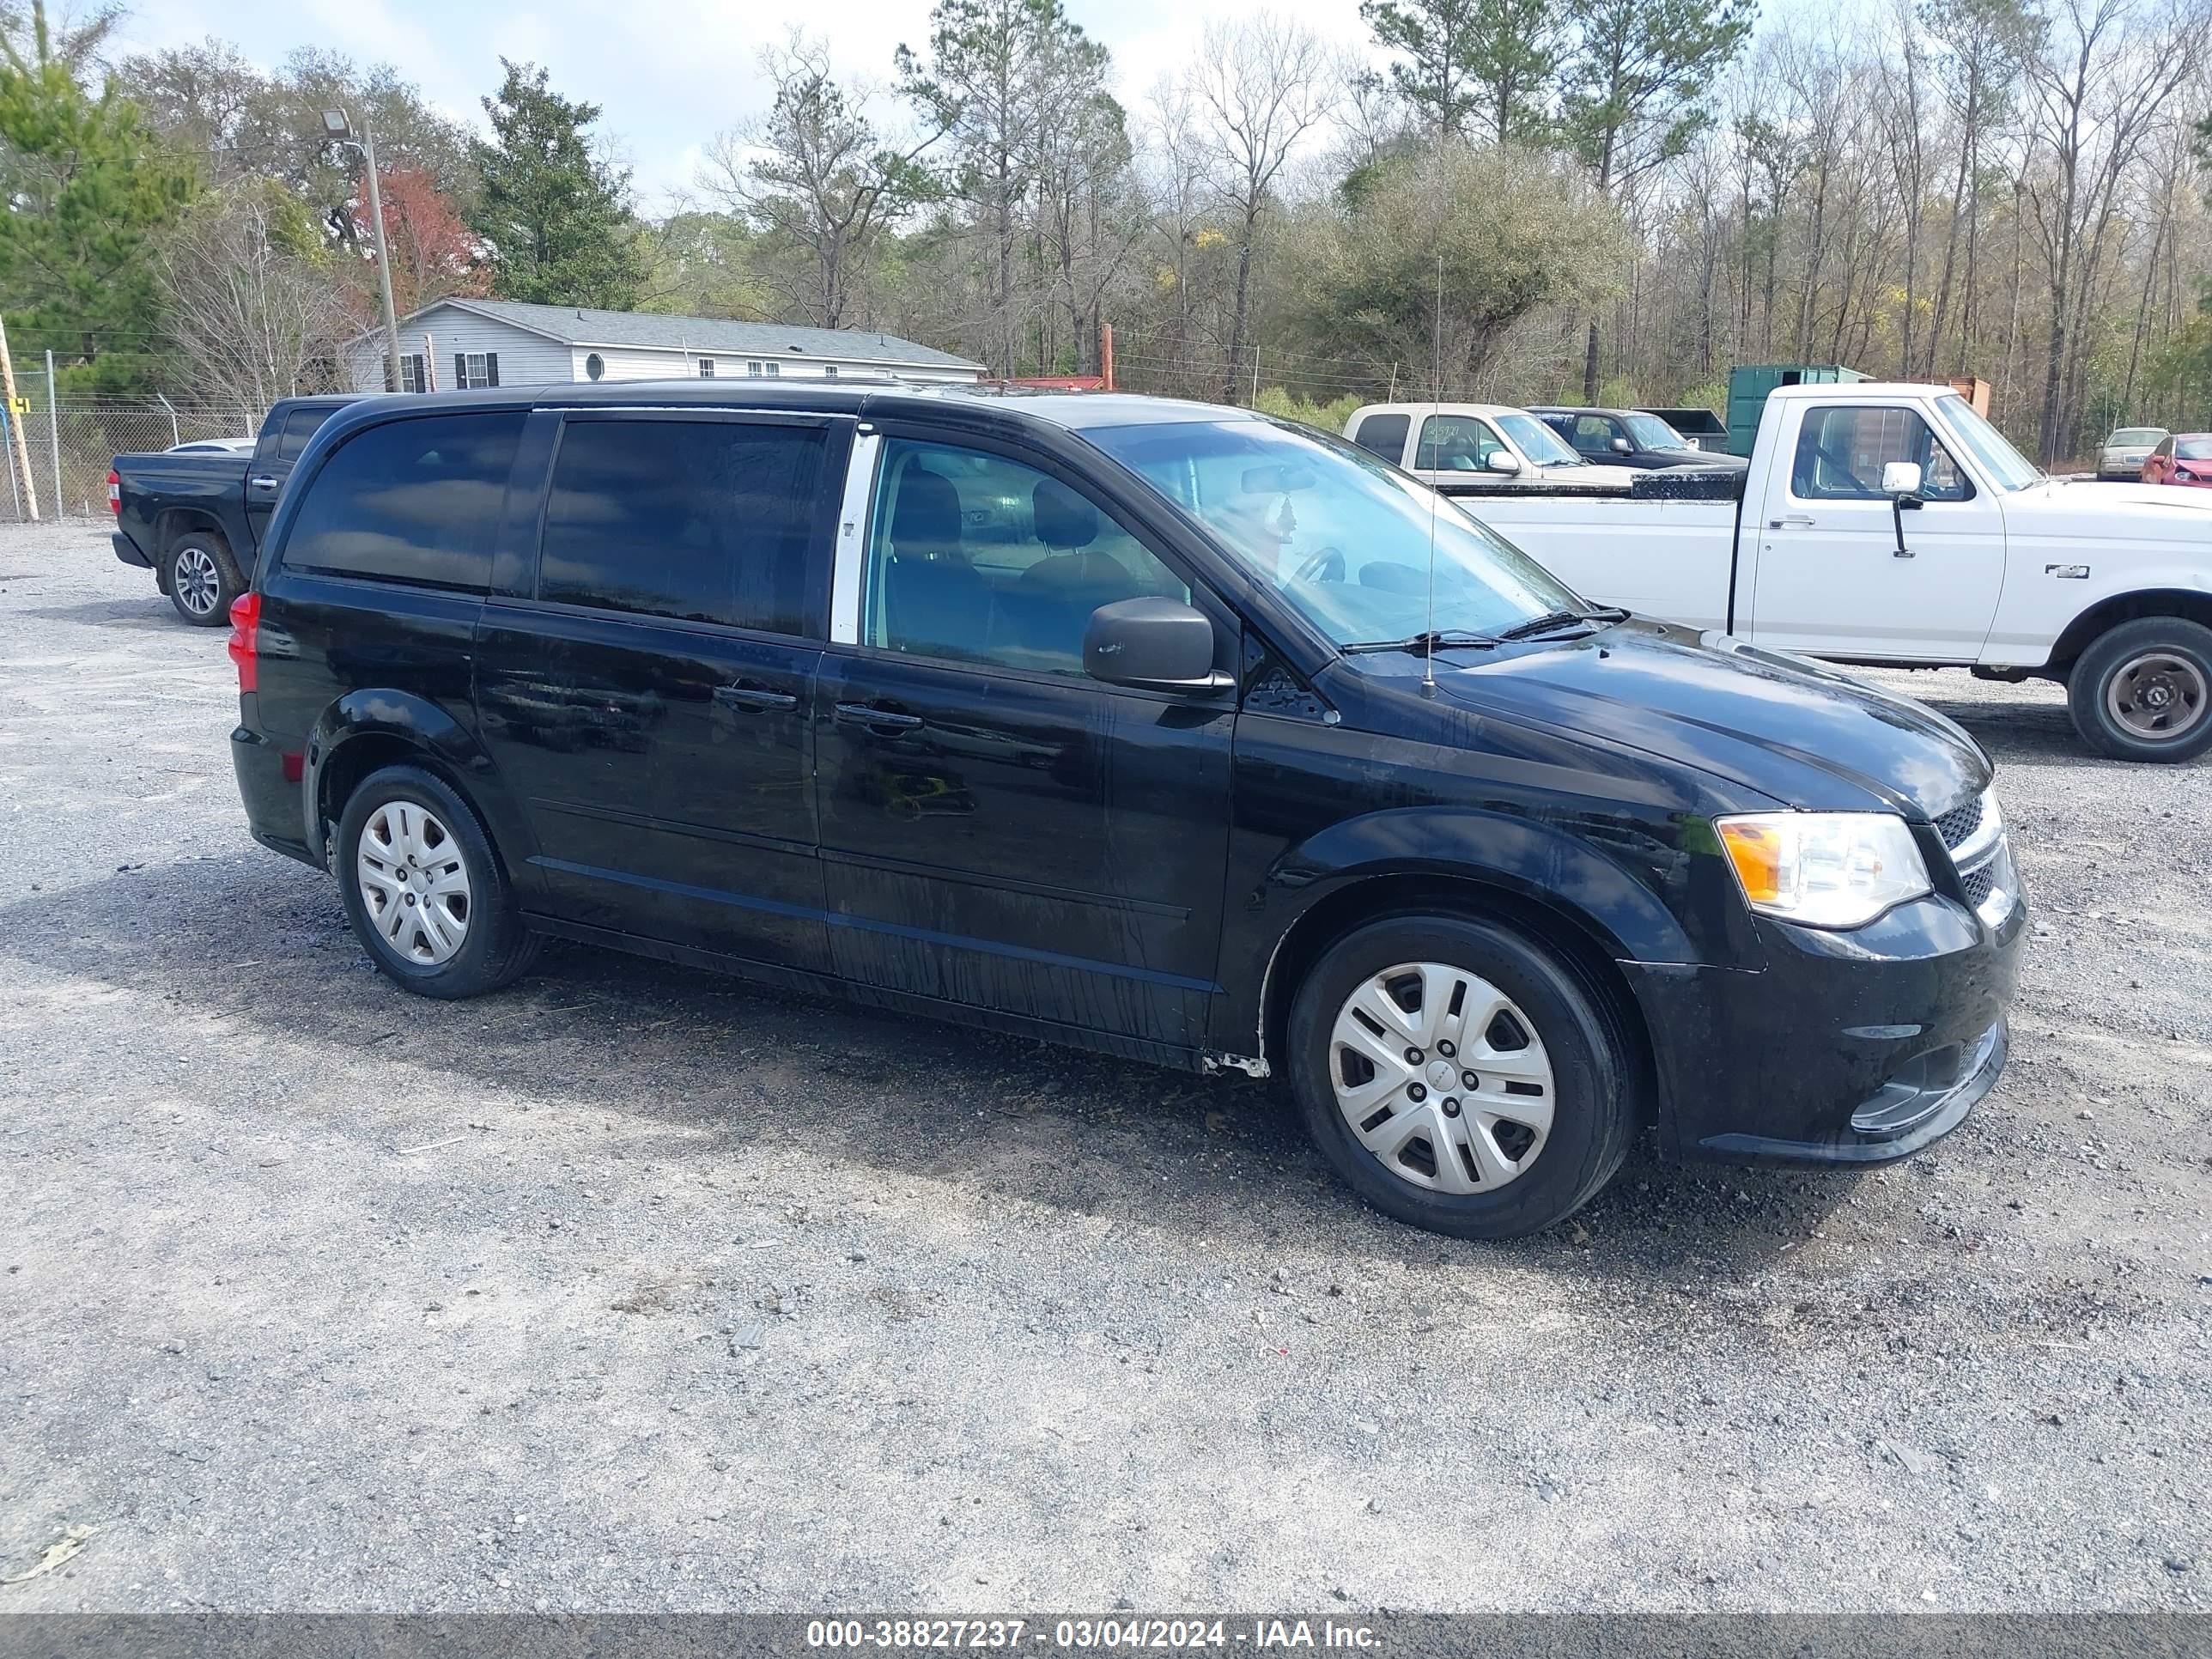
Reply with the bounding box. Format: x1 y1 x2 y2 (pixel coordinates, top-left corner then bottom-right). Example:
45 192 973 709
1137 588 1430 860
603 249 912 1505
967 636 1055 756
356 801 471 966
173 546 221 617
2106 651 2207 741
1328 962 1554 1194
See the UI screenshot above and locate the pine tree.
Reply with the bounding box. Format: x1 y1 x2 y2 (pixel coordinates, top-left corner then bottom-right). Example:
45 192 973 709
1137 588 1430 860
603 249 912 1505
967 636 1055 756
0 1 196 393
469 59 644 309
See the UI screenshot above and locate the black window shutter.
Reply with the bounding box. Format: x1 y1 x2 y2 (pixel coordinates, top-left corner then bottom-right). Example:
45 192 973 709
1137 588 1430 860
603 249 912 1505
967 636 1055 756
455 353 466 391
486 353 499 386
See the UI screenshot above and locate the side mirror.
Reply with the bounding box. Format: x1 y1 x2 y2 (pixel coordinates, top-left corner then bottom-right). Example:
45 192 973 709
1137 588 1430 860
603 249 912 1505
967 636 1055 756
1611 436 1632 454
1084 597 1230 694
1485 450 1523 475
1881 460 1924 501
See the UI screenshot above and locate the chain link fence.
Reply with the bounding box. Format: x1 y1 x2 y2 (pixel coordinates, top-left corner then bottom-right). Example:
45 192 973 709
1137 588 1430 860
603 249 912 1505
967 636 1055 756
0 401 259 523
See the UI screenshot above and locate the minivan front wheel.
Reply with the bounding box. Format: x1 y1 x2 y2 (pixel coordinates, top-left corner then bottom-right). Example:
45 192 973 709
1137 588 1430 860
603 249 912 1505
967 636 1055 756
1287 916 1632 1239
336 764 538 999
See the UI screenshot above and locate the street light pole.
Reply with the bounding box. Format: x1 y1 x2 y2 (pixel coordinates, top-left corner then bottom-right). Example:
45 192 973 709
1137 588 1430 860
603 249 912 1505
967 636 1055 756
326 109 404 392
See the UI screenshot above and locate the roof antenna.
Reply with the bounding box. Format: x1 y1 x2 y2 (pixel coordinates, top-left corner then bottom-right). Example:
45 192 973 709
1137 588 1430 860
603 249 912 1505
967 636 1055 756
1420 251 1443 699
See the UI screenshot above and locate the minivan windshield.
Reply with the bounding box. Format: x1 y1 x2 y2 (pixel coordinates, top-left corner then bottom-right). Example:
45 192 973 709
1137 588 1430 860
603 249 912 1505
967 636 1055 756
1938 395 2044 492
1085 417 1586 647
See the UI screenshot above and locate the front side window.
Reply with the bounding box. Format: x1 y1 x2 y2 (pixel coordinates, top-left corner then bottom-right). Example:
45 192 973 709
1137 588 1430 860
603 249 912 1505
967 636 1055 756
537 418 829 635
2177 438 2212 461
861 439 1188 676
281 412 524 592
1415 415 1506 471
1792 405 1972 502
1569 414 1617 453
1624 413 1692 452
1085 417 1583 648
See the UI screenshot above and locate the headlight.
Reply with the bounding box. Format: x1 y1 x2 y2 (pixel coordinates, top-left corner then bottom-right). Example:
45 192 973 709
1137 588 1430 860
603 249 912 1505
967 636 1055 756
1714 811 1931 928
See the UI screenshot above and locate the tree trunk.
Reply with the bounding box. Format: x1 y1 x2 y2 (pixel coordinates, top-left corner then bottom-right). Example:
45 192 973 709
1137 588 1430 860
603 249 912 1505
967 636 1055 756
1223 221 1255 405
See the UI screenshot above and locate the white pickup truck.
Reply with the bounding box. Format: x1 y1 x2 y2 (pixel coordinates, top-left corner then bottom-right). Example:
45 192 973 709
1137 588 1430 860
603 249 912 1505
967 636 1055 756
1345 383 2212 762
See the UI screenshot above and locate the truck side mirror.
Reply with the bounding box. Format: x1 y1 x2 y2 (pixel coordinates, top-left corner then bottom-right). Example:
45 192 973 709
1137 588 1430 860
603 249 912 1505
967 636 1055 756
1881 462 1923 562
1612 436 1632 454
1485 451 1523 475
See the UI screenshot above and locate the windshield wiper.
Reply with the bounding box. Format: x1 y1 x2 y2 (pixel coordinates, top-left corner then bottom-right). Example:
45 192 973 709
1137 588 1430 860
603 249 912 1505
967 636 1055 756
1494 608 1614 641
1343 629 1500 655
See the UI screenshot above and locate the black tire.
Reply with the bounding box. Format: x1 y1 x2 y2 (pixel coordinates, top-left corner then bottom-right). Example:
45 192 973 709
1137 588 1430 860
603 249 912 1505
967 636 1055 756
162 531 245 628
335 763 540 999
1286 915 1633 1240
2065 617 2212 763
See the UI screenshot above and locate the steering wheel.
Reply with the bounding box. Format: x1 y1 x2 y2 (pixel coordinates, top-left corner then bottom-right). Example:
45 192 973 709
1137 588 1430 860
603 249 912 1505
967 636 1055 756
1291 546 1346 584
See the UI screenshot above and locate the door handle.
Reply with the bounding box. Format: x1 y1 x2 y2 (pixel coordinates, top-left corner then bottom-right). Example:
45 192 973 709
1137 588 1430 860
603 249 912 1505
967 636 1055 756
248 476 278 492
1767 514 1815 529
714 683 799 712
835 701 923 732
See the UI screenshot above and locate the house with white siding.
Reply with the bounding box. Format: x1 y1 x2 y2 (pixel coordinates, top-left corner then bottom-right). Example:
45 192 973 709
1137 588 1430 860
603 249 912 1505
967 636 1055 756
342 299 987 394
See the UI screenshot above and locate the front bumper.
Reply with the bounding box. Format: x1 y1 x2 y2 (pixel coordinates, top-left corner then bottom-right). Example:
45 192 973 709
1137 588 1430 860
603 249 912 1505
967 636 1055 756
112 530 152 568
1623 874 2026 1167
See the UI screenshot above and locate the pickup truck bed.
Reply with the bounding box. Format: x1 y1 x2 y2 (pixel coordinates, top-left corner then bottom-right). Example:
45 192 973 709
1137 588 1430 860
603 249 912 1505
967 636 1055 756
112 394 361 626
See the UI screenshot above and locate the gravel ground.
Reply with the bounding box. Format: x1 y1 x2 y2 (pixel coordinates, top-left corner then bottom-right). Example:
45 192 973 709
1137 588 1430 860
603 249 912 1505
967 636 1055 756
0 521 2206 1614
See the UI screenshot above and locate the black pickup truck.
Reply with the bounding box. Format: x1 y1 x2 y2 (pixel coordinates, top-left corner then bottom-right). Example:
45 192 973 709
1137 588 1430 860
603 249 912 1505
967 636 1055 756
110 394 361 625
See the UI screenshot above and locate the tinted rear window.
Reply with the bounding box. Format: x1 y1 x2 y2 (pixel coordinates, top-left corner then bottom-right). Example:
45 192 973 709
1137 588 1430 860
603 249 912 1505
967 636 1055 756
281 412 522 592
276 406 338 462
1351 412 1409 462
536 417 829 636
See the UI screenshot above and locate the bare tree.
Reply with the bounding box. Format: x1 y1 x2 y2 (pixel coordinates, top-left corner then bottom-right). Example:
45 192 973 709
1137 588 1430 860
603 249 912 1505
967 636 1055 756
162 184 353 411
1190 13 1334 404
698 33 937 329
2020 0 2207 460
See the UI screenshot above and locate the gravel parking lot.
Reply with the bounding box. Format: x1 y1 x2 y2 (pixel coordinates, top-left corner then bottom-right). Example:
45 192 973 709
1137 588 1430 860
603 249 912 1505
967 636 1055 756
1 520 2207 1614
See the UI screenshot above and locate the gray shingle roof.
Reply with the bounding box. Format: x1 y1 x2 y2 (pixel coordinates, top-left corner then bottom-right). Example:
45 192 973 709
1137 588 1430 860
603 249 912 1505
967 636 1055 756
421 299 983 371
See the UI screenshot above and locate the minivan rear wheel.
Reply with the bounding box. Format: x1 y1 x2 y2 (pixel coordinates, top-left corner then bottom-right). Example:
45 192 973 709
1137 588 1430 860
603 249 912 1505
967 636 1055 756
1286 915 1632 1239
336 764 539 999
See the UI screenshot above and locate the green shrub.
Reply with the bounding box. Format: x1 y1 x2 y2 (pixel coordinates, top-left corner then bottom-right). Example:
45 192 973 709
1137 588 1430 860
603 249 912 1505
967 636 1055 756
1254 386 1363 433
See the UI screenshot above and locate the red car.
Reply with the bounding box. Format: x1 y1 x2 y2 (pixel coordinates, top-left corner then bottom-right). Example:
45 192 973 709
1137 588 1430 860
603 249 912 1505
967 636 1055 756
2141 433 2212 486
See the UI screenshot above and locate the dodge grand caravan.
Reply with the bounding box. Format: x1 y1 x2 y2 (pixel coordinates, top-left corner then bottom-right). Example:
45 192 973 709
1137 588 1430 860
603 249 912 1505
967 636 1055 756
228 384 2025 1239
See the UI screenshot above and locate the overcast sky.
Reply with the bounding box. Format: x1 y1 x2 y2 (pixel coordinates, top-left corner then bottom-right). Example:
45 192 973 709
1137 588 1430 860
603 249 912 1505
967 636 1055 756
109 0 1385 209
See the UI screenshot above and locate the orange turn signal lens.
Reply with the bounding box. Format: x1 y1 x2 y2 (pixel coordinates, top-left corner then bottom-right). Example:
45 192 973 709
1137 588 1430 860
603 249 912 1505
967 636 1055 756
1716 818 1784 905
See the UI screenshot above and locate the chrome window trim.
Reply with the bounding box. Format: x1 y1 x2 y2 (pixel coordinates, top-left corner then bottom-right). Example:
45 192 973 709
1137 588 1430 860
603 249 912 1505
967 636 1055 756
830 428 881 646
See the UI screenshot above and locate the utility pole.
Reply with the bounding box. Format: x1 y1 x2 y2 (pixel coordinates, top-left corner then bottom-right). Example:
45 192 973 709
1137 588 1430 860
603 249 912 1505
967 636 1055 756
46 349 61 516
0 312 36 520
325 109 404 392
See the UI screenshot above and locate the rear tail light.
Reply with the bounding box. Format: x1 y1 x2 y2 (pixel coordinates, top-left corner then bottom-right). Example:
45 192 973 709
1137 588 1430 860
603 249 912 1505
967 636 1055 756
227 592 260 693
106 468 119 514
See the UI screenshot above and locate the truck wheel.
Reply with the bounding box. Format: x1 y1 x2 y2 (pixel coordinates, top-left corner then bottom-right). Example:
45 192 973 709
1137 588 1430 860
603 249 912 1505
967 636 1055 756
336 763 540 1000
1286 915 1633 1239
163 532 244 628
2067 617 2212 763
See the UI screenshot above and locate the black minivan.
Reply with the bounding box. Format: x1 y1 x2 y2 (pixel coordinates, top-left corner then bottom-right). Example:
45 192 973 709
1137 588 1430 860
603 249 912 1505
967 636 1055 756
228 383 2025 1238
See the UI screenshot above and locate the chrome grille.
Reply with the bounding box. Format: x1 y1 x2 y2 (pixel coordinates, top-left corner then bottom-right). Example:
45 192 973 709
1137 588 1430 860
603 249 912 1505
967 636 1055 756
1960 862 1996 908
1934 795 1984 851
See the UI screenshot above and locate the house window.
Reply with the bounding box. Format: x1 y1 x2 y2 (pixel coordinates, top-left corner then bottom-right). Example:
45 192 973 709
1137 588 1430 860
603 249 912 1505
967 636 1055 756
764 362 780 379
824 365 839 380
698 358 715 379
455 351 499 390
746 361 763 377
585 352 605 381
398 354 428 394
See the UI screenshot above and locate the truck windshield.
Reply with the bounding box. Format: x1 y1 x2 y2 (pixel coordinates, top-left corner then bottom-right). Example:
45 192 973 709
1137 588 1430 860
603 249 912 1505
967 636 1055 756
1085 417 1584 647
1937 396 2045 492
1624 413 1694 451
1497 413 1584 467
